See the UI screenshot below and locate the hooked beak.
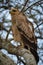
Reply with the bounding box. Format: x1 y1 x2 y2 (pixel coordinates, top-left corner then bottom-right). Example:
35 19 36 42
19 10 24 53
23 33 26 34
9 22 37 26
9 7 14 13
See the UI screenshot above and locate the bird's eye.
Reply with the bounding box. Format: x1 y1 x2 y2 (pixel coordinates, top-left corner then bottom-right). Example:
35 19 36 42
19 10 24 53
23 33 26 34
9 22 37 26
12 10 16 12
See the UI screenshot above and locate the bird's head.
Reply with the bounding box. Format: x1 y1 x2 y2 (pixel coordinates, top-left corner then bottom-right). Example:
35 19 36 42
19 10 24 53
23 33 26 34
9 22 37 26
9 7 19 15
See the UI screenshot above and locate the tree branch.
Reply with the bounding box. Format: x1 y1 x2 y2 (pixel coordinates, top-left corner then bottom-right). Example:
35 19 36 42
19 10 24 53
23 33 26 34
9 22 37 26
35 22 43 30
6 26 12 41
36 36 43 39
21 0 29 12
0 51 16 65
0 38 36 65
24 0 43 12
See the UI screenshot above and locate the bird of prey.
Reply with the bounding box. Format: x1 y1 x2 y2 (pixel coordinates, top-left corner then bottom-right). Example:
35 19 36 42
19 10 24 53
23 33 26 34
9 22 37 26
10 8 39 63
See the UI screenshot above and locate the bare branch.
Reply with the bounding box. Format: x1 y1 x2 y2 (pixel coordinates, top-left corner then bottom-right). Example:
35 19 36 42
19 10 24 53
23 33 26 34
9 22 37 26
0 38 36 65
20 0 29 12
17 56 26 65
36 36 43 39
24 0 43 12
0 51 16 65
35 22 43 30
6 26 12 41
0 0 10 9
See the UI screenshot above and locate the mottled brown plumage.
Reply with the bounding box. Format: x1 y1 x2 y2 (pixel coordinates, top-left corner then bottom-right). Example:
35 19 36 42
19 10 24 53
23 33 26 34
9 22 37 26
10 8 37 47
10 8 39 63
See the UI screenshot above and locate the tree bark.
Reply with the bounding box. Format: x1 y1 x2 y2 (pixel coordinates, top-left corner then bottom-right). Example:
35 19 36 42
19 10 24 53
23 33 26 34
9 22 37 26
0 39 36 65
0 51 16 65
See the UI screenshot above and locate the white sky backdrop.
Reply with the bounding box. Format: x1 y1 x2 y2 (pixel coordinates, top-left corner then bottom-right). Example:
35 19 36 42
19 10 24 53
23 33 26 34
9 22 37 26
0 0 43 65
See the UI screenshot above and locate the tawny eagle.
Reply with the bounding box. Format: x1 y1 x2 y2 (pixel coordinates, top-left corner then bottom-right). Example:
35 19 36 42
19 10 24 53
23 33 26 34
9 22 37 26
10 8 39 63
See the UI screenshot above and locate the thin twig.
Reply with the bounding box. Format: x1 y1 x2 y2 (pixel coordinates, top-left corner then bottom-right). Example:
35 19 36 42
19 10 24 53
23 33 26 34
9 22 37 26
6 26 12 41
17 56 26 65
24 0 43 12
36 36 43 39
35 22 43 30
20 0 29 12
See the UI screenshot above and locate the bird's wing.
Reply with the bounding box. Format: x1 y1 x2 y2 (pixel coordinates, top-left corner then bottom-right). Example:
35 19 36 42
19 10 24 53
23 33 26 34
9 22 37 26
16 14 35 43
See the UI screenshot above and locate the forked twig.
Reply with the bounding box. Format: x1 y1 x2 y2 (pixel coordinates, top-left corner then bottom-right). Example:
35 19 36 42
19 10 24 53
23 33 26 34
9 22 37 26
20 0 29 13
24 0 43 12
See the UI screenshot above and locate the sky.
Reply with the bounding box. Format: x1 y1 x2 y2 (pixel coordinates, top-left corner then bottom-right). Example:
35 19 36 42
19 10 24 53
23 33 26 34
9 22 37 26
0 0 43 65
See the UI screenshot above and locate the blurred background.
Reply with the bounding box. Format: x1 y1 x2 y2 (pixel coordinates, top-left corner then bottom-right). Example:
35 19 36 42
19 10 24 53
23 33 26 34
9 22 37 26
0 0 43 65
